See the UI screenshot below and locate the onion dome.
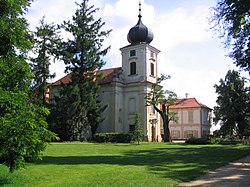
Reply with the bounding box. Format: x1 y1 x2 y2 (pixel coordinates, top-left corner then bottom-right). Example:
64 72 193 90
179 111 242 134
127 2 154 44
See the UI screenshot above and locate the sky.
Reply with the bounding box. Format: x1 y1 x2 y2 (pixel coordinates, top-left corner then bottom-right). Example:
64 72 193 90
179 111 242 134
25 0 238 113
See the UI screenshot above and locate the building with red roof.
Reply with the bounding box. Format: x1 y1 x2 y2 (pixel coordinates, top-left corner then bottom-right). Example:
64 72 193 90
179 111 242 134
168 97 212 140
50 4 212 142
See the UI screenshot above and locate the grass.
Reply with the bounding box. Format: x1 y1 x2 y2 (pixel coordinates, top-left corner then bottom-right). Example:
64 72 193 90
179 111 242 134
0 142 250 187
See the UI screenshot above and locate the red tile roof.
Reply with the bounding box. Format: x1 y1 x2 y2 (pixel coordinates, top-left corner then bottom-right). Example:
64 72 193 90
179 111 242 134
169 98 212 110
52 67 122 86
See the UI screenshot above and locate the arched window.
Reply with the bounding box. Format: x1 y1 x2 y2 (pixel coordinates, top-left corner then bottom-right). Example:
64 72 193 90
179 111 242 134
150 62 154 76
130 62 136 75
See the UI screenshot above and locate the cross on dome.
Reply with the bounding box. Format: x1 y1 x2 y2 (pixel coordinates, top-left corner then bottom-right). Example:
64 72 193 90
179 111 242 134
127 1 154 44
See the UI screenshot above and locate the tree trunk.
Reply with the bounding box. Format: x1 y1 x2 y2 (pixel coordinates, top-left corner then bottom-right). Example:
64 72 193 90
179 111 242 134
153 104 171 142
91 126 96 138
163 114 170 142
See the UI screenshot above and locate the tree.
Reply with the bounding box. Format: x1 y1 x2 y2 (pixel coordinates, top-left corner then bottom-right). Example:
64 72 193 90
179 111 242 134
146 75 178 142
0 0 56 172
88 100 107 137
51 0 111 141
210 0 250 73
132 114 144 145
214 70 250 137
30 17 60 106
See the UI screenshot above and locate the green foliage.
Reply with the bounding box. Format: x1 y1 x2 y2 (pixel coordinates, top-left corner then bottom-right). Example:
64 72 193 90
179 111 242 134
214 70 250 136
185 137 212 145
49 84 88 142
93 132 133 143
0 89 57 172
30 17 60 105
132 114 144 145
146 74 178 142
210 137 240 145
210 0 250 73
50 0 111 141
146 74 170 106
0 0 57 172
87 99 107 137
186 136 245 145
0 56 33 92
0 0 33 56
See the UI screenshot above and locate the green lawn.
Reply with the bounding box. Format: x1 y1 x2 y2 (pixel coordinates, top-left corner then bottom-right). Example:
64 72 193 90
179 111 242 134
1 143 250 187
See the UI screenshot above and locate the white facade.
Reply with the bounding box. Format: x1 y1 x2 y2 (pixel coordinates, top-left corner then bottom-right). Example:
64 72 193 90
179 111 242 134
97 43 162 141
169 98 212 139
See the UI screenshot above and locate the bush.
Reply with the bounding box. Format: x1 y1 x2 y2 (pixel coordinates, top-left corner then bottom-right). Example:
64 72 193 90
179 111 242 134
210 137 222 144
210 137 241 145
185 136 212 144
187 136 243 145
93 132 133 143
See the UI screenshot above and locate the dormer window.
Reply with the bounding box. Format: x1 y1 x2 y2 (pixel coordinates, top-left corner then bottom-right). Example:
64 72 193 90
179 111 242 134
130 62 136 75
130 50 136 57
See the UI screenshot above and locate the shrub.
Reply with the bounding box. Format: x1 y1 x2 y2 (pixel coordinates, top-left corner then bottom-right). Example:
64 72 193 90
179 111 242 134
210 137 222 144
211 137 240 145
93 132 133 143
185 136 212 145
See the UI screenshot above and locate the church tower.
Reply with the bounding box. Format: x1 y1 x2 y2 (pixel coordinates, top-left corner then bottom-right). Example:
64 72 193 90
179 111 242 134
120 2 160 84
119 2 162 142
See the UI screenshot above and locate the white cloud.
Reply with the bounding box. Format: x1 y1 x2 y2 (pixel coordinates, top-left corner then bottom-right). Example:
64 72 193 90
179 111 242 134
26 0 238 111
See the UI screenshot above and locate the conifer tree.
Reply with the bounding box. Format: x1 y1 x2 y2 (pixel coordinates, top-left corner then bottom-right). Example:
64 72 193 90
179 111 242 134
52 0 111 141
30 17 60 105
133 114 144 145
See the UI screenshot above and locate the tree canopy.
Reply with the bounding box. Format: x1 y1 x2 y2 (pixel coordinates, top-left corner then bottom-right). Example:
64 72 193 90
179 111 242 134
0 0 56 172
214 70 250 136
210 0 250 73
30 17 60 105
146 75 178 142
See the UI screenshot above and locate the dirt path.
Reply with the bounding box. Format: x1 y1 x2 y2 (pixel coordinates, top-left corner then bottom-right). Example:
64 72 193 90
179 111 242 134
179 155 250 187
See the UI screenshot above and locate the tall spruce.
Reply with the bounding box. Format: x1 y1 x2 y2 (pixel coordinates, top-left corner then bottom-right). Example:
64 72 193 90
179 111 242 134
0 0 56 172
214 70 250 136
52 0 111 141
30 17 60 105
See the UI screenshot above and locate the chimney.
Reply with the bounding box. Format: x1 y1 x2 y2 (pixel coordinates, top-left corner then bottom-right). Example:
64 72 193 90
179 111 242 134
185 93 189 99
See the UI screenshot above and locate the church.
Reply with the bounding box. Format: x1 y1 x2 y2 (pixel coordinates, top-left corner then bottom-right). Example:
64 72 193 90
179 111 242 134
51 3 213 141
52 3 163 142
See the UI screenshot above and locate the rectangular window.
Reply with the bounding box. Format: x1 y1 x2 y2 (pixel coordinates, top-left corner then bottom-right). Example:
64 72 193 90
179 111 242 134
130 62 136 75
188 111 193 123
130 50 136 57
150 63 154 76
171 130 180 139
185 130 194 138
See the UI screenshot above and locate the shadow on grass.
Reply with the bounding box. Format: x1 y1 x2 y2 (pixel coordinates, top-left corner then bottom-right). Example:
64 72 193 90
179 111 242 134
36 145 250 182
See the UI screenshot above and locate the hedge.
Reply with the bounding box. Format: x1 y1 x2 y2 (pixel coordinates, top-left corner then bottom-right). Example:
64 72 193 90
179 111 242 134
185 136 212 144
93 132 133 143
